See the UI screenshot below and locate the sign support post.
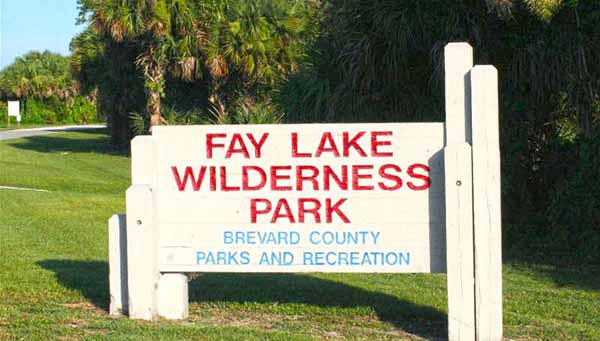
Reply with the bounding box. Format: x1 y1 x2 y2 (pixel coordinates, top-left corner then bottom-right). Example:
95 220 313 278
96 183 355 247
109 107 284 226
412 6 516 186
125 136 160 320
108 214 128 316
444 42 476 341
471 66 503 341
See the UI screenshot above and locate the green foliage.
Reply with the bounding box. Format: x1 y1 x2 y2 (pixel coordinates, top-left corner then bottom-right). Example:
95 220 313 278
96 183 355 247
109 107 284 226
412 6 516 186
278 0 480 123
68 96 97 124
11 96 96 125
0 51 74 100
23 99 59 124
0 50 98 125
77 0 205 129
75 0 313 142
524 0 565 21
201 0 313 86
129 106 206 135
545 136 600 263
210 97 284 124
70 28 105 96
0 102 6 121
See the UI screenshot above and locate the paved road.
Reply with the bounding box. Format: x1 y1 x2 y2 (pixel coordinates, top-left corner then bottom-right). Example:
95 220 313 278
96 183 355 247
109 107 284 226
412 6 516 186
0 124 106 141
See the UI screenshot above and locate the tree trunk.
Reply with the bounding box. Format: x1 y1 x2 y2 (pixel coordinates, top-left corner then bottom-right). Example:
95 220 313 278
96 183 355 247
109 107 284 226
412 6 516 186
148 87 163 127
141 51 167 129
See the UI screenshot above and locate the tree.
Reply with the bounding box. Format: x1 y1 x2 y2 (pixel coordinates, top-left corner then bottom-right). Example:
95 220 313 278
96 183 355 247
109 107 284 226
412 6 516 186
0 51 74 101
0 51 76 121
78 0 204 128
199 0 313 119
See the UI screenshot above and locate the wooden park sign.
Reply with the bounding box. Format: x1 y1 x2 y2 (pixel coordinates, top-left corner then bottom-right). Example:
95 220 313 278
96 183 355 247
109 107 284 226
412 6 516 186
108 43 502 340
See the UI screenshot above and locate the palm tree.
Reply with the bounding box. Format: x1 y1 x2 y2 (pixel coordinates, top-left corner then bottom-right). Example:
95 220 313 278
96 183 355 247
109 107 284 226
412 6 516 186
78 0 204 128
200 0 312 118
0 51 75 115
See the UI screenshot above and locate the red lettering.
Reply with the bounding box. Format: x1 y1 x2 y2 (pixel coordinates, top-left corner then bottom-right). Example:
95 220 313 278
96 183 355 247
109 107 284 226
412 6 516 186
250 198 271 223
206 133 226 158
407 163 431 190
325 198 350 223
242 166 267 190
315 132 340 157
270 166 293 191
219 166 240 191
291 133 311 157
296 165 320 190
352 165 374 190
271 199 296 223
371 131 393 157
225 133 250 158
378 164 402 190
209 166 217 191
246 133 269 158
342 132 367 157
171 166 206 191
298 198 321 223
323 165 348 190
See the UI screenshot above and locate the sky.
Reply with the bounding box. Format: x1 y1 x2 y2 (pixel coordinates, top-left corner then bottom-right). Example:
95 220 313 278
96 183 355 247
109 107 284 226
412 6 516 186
0 0 84 70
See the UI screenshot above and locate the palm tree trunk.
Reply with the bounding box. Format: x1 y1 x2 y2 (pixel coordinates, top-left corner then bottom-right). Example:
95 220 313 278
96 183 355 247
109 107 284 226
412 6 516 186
139 48 167 129
148 86 163 127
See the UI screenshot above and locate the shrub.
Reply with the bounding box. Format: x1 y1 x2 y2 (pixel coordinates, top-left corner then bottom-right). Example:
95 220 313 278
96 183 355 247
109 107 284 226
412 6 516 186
545 135 600 264
69 97 97 124
6 96 98 125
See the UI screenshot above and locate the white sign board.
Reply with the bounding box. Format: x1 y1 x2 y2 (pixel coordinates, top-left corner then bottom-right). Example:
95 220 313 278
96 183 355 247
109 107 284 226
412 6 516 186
8 101 21 122
109 42 503 341
152 123 446 273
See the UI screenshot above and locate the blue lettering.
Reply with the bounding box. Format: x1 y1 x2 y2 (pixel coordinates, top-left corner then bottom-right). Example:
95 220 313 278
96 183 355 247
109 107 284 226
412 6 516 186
223 231 233 244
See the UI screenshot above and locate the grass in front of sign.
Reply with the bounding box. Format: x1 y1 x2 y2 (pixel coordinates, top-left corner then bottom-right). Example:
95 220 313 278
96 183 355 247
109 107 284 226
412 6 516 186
0 129 598 340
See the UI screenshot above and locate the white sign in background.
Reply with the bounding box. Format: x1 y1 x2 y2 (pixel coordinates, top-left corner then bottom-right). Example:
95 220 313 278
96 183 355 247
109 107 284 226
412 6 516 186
8 101 21 122
152 123 446 273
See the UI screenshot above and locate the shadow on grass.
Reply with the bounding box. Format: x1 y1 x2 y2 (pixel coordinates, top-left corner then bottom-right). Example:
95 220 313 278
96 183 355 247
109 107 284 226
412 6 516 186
37 259 447 338
37 260 110 312
504 258 600 292
504 241 600 292
190 273 447 338
8 128 127 156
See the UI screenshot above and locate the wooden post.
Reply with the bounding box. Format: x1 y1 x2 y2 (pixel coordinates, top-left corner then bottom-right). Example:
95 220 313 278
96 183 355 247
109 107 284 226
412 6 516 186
129 135 189 320
158 273 189 319
126 136 159 320
444 43 476 341
471 65 503 340
108 214 127 315
444 144 476 341
131 136 156 185
445 42 474 145
126 185 158 320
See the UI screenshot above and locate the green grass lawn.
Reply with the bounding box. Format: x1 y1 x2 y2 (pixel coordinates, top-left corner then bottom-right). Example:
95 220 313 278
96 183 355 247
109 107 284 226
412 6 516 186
0 129 598 340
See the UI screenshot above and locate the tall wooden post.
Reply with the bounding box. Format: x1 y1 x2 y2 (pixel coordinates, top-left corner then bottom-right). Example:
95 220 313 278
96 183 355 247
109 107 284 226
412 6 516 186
471 66 503 340
126 136 159 320
444 42 476 341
